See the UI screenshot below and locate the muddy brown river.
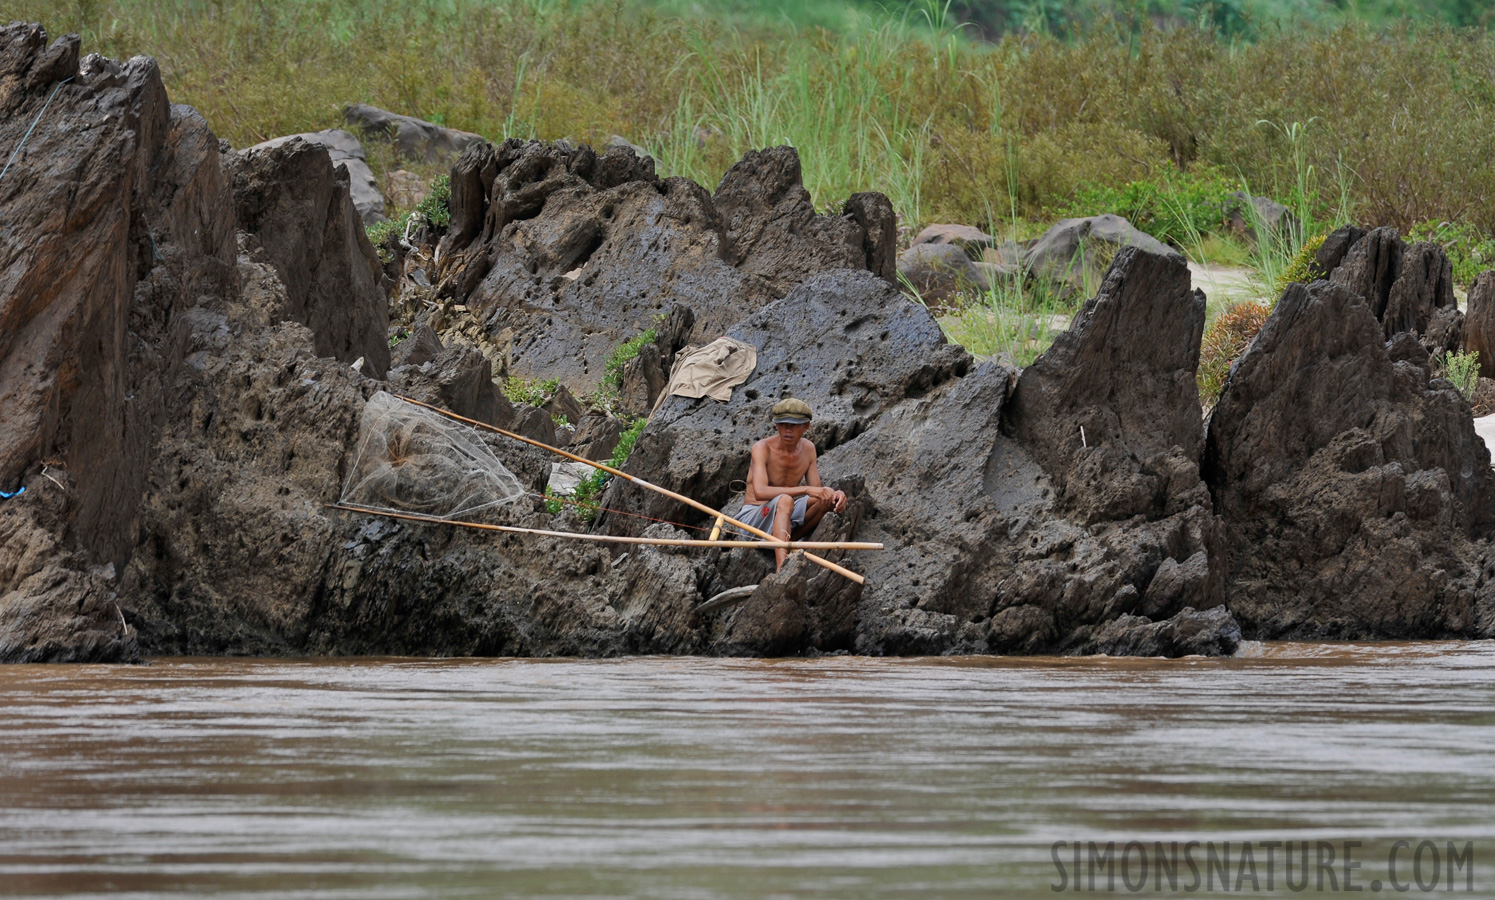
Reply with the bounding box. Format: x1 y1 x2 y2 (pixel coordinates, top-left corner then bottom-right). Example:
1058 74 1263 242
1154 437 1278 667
1 643 1492 898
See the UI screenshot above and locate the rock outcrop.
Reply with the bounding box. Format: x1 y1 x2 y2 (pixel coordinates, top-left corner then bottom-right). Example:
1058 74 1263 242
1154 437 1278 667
0 25 238 662
10 26 1495 663
435 139 894 393
227 137 391 377
1318 225 1461 353
249 129 386 224
0 26 389 661
610 252 1232 657
1202 279 1495 638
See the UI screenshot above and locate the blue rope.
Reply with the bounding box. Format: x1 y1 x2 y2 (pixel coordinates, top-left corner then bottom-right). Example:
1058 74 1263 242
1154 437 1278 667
0 76 74 187
0 486 24 500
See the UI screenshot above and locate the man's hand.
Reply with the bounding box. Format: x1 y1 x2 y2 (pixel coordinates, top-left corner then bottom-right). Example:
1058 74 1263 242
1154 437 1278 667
810 486 848 513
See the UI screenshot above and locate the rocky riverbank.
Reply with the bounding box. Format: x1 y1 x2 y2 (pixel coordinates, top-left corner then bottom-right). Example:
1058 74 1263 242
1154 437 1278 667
4 25 1494 663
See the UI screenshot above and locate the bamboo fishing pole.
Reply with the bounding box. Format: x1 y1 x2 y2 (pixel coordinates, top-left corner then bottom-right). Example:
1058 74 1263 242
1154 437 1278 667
332 503 883 551
392 394 874 584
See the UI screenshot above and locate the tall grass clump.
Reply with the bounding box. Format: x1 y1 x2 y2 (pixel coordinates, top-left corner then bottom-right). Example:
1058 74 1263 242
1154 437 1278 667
13 0 1495 241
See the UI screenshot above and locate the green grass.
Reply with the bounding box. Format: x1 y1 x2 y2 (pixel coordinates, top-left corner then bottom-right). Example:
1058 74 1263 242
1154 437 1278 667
20 0 1495 238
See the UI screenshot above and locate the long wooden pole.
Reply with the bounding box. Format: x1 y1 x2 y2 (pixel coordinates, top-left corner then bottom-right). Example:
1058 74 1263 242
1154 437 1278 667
332 504 883 551
392 394 871 584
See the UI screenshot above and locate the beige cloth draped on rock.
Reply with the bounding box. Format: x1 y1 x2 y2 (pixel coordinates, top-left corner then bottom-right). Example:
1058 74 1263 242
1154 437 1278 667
653 337 757 413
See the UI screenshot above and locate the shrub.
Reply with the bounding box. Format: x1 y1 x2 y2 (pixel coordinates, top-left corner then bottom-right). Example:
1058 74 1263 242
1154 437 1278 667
1198 302 1272 406
504 377 558 407
1064 168 1237 248
1442 350 1481 401
1408 221 1495 288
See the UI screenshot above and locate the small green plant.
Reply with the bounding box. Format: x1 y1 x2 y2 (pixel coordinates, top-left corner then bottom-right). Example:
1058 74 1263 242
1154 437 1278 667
551 413 570 428
545 416 650 523
1442 350 1481 401
1198 301 1272 407
602 328 658 389
1272 233 1328 301
415 174 452 229
504 377 558 407
363 174 452 261
388 329 408 349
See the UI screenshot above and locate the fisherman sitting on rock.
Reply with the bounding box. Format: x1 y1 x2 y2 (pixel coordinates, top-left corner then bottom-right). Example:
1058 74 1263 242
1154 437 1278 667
735 398 847 570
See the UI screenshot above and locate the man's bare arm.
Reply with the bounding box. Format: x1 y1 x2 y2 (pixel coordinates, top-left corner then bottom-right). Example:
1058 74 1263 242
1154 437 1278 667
805 446 847 513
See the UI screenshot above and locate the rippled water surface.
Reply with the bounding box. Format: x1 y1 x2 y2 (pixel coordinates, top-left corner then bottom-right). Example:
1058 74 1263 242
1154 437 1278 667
2 643 1493 898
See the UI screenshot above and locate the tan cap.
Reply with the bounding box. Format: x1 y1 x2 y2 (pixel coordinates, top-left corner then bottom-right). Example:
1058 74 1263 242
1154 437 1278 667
771 397 813 424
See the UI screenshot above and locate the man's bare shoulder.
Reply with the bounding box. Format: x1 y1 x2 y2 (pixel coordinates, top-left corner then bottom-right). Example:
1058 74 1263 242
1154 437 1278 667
798 438 817 456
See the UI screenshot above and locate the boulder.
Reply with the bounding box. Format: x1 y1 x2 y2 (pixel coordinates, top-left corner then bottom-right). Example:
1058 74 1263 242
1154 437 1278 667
1202 278 1495 638
1080 606 1242 657
436 140 891 393
896 243 987 308
604 134 650 160
249 129 385 224
385 169 427 209
1022 215 1176 295
228 137 391 376
911 223 995 257
1224 191 1299 246
342 102 484 162
1462 272 1495 378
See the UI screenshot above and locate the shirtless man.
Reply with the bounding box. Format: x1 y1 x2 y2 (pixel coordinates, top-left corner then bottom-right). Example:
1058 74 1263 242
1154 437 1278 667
735 398 847 570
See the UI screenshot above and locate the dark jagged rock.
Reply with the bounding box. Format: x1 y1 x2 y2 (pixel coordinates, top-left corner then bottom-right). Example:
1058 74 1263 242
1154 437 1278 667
1203 278 1495 639
228 137 391 376
0 26 237 662
1463 272 1495 378
1323 225 1458 351
249 129 386 225
1005 247 1210 526
612 254 1233 656
435 139 891 393
1314 224 1366 274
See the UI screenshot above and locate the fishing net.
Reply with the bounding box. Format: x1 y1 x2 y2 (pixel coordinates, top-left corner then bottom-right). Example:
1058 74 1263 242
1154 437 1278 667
339 392 526 520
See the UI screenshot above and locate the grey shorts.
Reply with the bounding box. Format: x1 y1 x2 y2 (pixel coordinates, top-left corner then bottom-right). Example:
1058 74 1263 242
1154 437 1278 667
733 495 807 535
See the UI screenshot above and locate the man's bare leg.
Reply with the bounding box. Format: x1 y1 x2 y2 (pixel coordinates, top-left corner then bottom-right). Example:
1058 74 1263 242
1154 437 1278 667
772 495 794 570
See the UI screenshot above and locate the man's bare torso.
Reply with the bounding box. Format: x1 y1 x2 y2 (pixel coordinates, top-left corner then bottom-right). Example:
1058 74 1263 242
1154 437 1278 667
744 436 813 505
